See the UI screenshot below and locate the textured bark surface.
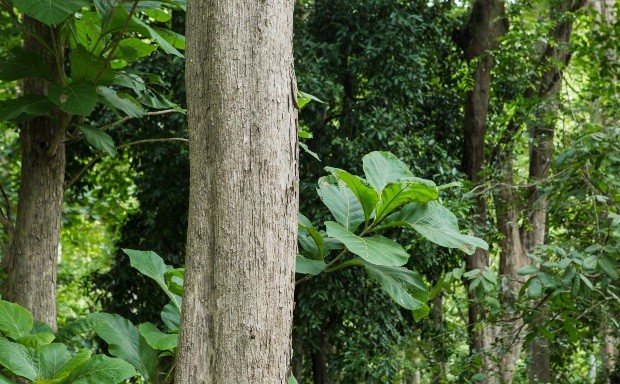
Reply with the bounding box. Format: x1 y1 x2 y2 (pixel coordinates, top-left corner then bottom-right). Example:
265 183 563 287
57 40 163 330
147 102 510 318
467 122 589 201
175 0 298 383
455 1 507 380
1 17 65 328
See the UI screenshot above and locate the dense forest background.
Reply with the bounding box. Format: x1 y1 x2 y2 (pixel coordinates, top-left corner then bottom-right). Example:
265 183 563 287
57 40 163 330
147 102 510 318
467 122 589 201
1 0 619 383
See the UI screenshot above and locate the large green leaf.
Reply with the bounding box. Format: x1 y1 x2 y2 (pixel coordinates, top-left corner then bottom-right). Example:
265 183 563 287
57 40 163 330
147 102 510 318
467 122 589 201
16 331 55 349
383 202 488 255
362 151 414 193
60 355 136 384
317 176 364 232
599 256 618 280
31 343 72 380
160 303 180 333
98 86 145 118
79 126 118 157
0 337 37 380
116 38 157 61
0 95 55 122
362 262 430 320
325 167 379 225
49 82 98 116
85 313 156 382
0 300 33 339
152 27 185 50
298 214 325 260
374 179 438 222
138 323 178 351
123 249 183 311
0 48 52 81
13 0 88 26
53 350 92 382
325 221 409 266
130 17 183 57
70 47 115 84
296 255 328 275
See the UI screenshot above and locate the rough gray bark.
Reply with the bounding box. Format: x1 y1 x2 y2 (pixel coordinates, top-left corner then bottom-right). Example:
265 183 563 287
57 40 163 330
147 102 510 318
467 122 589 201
1 16 65 328
175 0 298 383
454 1 507 380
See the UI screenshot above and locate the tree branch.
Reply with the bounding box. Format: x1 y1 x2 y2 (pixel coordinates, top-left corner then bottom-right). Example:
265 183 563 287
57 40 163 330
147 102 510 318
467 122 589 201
64 137 188 191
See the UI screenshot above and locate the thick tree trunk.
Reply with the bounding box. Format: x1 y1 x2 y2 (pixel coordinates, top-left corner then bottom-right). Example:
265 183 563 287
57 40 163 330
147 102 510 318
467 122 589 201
1 17 65 328
175 0 298 383
454 1 507 380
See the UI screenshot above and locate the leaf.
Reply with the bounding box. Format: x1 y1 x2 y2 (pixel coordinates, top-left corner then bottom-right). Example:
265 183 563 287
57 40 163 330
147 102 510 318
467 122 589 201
298 214 325 260
297 91 325 109
326 221 409 266
98 87 146 118
153 27 185 50
53 350 92 382
117 38 157 62
123 249 182 311
296 255 327 275
12 0 88 26
516 265 538 276
79 126 117 157
0 48 52 81
70 47 115 85
383 202 488 255
30 343 72 380
160 303 180 333
472 373 487 381
138 323 178 351
93 0 122 31
60 355 136 384
362 261 429 316
16 332 55 349
317 176 364 232
0 373 16 384
0 95 55 122
0 300 33 339
374 179 438 222
598 256 618 280
299 142 320 161
85 313 156 382
49 82 98 116
130 17 183 57
164 268 184 296
325 167 379 224
362 151 414 193
288 375 299 384
527 278 543 299
0 337 37 380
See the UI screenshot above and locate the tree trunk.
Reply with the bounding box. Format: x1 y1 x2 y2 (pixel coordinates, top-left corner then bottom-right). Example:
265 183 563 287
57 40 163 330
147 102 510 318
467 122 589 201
454 1 507 380
311 331 329 384
1 16 65 329
175 0 298 383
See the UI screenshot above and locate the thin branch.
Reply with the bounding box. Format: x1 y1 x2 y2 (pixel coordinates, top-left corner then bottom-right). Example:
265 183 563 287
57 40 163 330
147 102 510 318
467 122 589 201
64 137 188 191
93 0 140 84
66 109 179 145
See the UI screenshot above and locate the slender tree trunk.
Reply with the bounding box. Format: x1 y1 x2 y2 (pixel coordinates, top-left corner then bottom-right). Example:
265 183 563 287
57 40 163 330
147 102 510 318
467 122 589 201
311 331 329 384
1 16 65 328
175 0 298 382
454 1 508 380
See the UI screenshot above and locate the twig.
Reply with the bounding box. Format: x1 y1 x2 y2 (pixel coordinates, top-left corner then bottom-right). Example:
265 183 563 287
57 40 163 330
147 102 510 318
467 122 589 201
64 137 188 190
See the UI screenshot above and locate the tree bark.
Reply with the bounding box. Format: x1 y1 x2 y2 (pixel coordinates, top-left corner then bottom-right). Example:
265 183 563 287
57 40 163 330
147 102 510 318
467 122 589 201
1 16 65 328
175 0 298 383
454 1 507 380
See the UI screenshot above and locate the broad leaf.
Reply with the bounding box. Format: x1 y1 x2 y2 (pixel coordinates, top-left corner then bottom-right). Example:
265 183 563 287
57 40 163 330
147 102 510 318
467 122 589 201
70 47 115 84
325 167 379 224
0 300 33 339
374 179 438 222
85 313 156 382
0 337 37 380
130 17 183 57
296 255 328 275
13 0 88 26
93 0 122 31
325 221 409 266
362 151 414 193
599 256 618 280
0 48 52 81
0 373 16 384
53 350 92 382
160 303 180 333
362 261 430 319
49 82 98 116
123 249 182 310
138 323 178 351
0 95 55 122
31 343 72 380
98 87 145 118
117 38 157 61
60 355 136 384
317 176 364 232
164 268 185 296
298 214 325 260
79 126 117 157
153 27 185 50
16 332 55 349
383 202 488 255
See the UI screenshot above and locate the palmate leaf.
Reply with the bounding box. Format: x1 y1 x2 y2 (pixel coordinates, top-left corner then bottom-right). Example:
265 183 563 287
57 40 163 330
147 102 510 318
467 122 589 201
60 355 136 384
12 0 88 26
317 176 364 232
362 151 414 193
382 201 488 255
0 300 33 339
296 255 328 275
325 221 409 266
325 167 379 225
361 261 430 320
